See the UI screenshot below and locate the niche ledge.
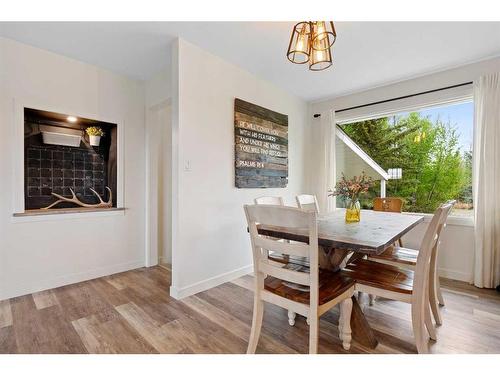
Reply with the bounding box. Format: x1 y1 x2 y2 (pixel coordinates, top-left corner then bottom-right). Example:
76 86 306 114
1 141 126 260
12 207 126 222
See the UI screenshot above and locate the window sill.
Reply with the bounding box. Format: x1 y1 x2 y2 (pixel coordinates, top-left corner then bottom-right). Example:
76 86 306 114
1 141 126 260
12 207 126 223
403 211 474 227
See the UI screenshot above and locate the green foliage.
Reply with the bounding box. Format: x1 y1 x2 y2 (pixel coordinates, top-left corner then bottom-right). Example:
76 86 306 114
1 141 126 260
340 112 472 213
458 150 473 205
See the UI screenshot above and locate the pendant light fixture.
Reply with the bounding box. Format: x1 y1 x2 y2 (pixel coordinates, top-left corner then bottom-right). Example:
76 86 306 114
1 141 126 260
286 22 312 64
287 21 337 71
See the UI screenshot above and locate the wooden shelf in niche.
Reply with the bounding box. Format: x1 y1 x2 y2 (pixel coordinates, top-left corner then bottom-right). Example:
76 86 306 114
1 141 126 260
13 207 125 217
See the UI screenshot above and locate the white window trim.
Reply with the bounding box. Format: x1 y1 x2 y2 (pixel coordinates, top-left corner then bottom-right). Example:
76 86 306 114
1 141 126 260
336 84 473 125
11 98 125 217
336 126 390 180
334 85 475 221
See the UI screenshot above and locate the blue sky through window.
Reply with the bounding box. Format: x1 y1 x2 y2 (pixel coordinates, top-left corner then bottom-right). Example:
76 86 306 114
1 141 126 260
399 101 473 153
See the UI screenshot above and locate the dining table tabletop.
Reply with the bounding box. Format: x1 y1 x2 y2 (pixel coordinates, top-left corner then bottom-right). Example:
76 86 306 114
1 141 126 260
257 208 425 349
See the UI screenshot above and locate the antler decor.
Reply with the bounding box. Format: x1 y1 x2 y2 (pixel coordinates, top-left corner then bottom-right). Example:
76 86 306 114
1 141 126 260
42 187 112 210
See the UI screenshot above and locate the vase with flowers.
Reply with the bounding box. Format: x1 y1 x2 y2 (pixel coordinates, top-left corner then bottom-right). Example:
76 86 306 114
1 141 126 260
329 172 374 223
86 126 105 146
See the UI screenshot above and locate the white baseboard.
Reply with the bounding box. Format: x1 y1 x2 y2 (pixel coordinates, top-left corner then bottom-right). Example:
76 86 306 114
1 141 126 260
438 267 472 283
0 259 144 301
158 256 172 267
170 264 253 300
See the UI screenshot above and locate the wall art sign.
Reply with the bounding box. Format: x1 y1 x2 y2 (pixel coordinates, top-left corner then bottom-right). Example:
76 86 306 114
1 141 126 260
234 98 288 188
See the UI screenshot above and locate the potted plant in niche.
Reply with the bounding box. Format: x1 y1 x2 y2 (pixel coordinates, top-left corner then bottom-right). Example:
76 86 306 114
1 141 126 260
86 126 104 146
329 172 374 223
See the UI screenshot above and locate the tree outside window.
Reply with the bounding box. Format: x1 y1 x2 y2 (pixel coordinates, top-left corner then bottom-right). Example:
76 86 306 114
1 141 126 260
339 101 473 216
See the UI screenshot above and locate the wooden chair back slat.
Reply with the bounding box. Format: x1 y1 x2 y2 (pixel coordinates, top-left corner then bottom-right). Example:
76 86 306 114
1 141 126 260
255 196 284 206
246 204 312 229
254 236 310 258
373 197 403 213
259 260 311 285
296 194 320 213
253 197 289 262
435 200 456 238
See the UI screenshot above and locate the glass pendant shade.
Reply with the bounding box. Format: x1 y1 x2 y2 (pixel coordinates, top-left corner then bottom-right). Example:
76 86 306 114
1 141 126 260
311 21 336 51
287 22 311 64
309 36 332 71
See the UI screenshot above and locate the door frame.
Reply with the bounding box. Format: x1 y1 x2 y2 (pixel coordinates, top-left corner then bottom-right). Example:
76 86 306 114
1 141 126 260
145 98 172 267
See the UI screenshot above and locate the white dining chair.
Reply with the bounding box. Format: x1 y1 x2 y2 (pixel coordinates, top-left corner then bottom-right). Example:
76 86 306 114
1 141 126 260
296 194 319 213
368 200 456 325
254 196 309 326
245 204 355 354
254 196 284 206
341 201 454 353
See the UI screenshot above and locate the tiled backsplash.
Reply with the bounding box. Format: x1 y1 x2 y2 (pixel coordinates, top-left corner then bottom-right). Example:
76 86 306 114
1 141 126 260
25 145 107 209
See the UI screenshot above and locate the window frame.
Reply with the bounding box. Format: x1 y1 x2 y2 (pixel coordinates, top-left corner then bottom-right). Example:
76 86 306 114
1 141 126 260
333 85 474 224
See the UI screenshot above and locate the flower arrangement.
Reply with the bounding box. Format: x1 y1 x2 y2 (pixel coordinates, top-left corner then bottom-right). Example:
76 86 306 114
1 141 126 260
85 126 104 137
329 172 374 202
329 172 374 222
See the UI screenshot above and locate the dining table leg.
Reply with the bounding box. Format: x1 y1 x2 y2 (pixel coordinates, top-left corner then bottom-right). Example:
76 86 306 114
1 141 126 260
320 246 379 350
350 296 378 349
346 251 366 265
319 248 350 271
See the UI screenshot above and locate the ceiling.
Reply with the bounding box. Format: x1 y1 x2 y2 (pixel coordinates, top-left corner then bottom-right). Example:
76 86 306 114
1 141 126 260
2 22 500 101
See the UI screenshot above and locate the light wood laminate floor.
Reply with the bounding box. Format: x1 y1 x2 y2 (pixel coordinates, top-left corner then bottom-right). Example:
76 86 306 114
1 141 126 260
1 266 499 354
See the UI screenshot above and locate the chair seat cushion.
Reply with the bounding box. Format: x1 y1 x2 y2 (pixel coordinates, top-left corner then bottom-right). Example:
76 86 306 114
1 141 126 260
368 246 418 266
341 259 415 294
264 264 354 305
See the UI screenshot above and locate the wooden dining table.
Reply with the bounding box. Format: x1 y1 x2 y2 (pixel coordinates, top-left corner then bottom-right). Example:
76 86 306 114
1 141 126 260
257 208 424 349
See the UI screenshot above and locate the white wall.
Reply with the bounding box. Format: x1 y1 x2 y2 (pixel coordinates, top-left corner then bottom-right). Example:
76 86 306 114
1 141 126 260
170 39 309 298
310 56 500 283
0 37 147 300
335 138 382 182
145 68 171 109
402 218 474 282
144 68 173 268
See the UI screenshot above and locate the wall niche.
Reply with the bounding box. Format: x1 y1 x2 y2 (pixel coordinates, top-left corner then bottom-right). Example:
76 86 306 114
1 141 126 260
24 108 118 210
